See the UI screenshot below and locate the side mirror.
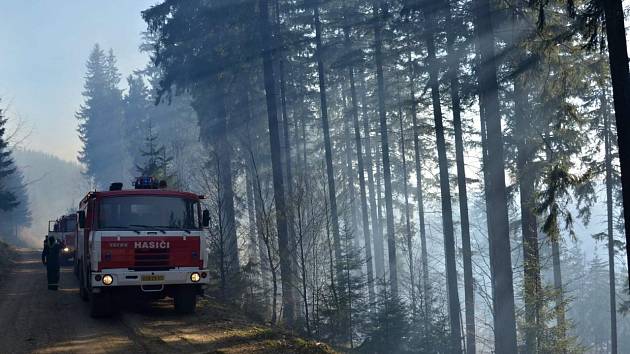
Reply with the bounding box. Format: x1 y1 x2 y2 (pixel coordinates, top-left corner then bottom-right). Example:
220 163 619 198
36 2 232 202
78 210 86 229
202 209 210 227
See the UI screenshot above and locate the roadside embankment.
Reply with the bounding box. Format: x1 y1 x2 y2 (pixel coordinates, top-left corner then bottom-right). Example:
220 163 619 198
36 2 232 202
0 240 16 284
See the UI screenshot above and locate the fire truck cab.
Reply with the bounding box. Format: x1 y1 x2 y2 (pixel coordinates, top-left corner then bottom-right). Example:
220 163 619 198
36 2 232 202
47 214 77 266
76 177 211 317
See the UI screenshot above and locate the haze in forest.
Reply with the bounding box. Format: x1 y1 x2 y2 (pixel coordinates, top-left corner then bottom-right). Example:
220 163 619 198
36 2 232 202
0 1 629 353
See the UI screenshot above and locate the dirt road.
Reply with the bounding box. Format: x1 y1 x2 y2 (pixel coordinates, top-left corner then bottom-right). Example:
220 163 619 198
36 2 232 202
0 249 334 354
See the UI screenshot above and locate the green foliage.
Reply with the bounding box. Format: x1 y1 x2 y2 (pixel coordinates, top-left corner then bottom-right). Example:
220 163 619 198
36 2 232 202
361 288 409 354
135 119 175 185
406 295 451 354
318 224 368 347
534 285 584 354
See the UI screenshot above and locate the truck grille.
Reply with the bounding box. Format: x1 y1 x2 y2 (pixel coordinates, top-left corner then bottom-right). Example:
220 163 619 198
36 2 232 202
131 249 172 271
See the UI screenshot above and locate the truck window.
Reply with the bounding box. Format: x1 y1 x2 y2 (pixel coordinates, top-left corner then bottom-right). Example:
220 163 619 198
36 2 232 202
98 196 200 230
64 218 77 232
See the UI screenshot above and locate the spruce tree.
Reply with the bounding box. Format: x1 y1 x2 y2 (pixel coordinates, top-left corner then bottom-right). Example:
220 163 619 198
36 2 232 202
0 105 18 213
123 73 151 174
76 44 127 188
0 168 31 245
135 119 174 184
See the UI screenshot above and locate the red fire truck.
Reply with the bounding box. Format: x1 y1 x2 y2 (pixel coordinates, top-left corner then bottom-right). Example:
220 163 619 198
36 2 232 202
75 177 211 317
47 214 78 266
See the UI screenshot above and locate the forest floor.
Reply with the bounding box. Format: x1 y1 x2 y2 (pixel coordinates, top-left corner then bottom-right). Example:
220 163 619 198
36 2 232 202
0 248 338 354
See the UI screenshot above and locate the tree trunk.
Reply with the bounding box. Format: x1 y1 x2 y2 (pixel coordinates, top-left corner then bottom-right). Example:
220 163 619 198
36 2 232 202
602 0 630 281
408 53 430 315
313 0 343 288
423 3 462 350
603 86 618 354
471 0 518 351
342 86 360 250
250 149 271 312
444 1 475 351
551 237 566 345
398 106 415 309
374 133 387 280
514 54 542 354
511 4 542 351
297 203 312 336
360 71 386 286
258 0 294 325
372 0 398 297
245 162 259 267
212 88 240 283
511 1 543 351
346 32 375 302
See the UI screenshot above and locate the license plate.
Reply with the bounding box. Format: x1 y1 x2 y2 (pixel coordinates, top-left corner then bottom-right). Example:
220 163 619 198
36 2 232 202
141 275 164 282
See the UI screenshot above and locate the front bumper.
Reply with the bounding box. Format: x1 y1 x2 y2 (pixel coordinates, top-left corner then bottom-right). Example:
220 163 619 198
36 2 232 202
91 268 210 288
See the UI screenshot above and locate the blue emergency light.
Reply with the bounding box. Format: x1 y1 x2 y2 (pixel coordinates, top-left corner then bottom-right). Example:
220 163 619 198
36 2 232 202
134 176 159 189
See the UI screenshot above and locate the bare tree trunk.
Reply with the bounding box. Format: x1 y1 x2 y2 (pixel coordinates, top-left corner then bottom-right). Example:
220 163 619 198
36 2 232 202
312 0 343 288
245 164 259 266
342 86 360 250
250 156 278 323
398 106 415 309
603 86 618 354
259 0 294 325
250 149 271 312
372 0 398 297
514 56 542 354
510 3 541 352
296 200 311 336
423 3 462 350
346 28 375 302
273 3 300 313
551 237 566 346
471 0 518 351
375 136 387 280
408 53 430 315
602 0 630 278
444 1 475 351
360 72 386 287
210 88 240 283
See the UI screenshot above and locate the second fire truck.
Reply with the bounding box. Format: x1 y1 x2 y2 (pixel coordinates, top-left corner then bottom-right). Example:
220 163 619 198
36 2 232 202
75 177 211 317
47 214 78 266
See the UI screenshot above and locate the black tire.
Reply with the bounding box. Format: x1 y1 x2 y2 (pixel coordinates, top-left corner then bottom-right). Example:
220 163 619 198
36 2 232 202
89 291 114 318
79 265 88 302
174 286 197 314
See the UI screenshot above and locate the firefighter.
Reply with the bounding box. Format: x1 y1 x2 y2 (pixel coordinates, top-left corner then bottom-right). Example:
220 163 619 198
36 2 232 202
42 235 62 290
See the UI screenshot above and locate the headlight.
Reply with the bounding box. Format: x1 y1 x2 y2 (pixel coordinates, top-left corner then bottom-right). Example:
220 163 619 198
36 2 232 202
63 247 70 253
102 274 113 285
190 272 200 282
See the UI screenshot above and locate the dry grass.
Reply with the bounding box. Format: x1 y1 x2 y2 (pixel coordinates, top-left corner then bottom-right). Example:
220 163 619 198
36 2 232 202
121 296 340 354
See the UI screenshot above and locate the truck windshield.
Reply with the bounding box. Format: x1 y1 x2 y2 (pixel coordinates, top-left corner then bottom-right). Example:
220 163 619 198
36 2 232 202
98 196 200 230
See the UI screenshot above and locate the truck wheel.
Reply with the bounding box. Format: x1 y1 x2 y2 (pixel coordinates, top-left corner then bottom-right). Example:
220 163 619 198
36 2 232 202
89 292 114 318
79 266 88 302
174 286 197 314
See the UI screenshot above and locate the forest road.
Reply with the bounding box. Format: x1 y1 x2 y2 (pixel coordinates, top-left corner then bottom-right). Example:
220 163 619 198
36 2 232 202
0 249 325 354
0 249 146 354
